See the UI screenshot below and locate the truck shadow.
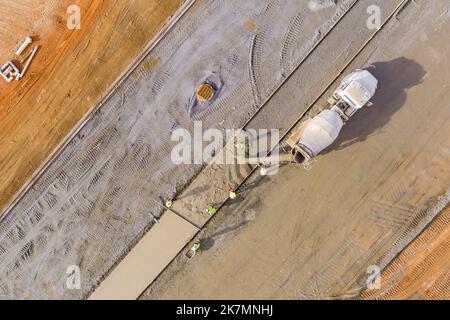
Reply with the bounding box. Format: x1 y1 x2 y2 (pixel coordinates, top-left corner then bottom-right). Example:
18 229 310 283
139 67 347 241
322 57 426 155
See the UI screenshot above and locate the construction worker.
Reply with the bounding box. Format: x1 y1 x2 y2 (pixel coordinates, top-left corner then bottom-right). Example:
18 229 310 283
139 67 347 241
192 240 201 253
187 240 201 259
259 165 268 176
165 198 173 208
229 189 237 199
206 207 217 216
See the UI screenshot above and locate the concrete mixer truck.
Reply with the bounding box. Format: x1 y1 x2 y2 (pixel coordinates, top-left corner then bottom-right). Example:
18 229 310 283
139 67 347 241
233 69 377 174
286 69 378 170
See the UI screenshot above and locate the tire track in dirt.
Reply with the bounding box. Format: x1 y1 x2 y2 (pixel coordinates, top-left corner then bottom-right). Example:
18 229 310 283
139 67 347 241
360 204 450 300
246 0 357 128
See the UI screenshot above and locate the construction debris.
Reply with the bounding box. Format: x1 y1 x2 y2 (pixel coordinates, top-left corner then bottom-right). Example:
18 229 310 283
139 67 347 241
15 36 33 56
0 61 20 82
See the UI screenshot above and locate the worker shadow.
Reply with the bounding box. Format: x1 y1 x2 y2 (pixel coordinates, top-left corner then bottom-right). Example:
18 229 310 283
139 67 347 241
176 185 210 200
321 57 426 155
200 220 250 251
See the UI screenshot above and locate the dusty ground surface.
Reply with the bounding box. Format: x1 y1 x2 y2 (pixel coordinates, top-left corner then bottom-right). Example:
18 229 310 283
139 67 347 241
142 0 450 299
0 0 366 299
360 206 449 300
0 0 186 212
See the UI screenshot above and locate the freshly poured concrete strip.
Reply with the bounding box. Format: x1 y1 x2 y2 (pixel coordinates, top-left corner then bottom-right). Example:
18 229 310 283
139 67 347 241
89 211 198 300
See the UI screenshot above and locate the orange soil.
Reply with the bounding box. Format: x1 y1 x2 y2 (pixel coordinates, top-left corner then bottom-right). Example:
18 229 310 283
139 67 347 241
361 206 450 300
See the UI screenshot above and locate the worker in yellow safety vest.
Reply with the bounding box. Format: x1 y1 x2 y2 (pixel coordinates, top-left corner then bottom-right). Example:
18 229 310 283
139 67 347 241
206 207 217 216
229 189 237 199
192 240 201 254
165 198 173 208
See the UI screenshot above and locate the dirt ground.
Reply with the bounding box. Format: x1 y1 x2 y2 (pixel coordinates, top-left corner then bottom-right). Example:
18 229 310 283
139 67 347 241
1 0 365 299
1 0 448 300
0 0 186 212
142 0 450 299
360 206 449 300
89 211 198 300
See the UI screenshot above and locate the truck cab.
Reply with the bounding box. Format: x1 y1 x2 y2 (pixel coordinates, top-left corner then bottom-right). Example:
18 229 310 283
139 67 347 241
329 69 378 121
